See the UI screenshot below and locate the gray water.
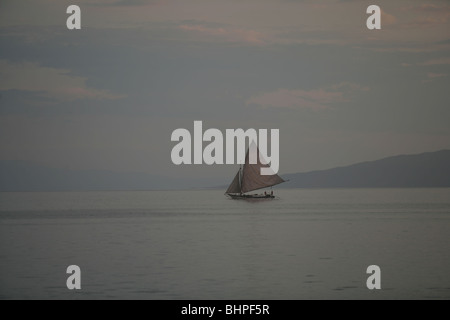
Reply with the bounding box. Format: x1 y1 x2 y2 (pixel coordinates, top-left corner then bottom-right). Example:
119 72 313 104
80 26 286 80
1 188 449 299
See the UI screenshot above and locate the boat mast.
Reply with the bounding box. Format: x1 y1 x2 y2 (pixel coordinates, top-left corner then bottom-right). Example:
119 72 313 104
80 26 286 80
239 165 243 194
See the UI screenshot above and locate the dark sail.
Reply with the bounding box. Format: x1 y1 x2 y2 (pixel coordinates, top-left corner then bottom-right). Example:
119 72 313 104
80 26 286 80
225 169 241 194
240 147 285 194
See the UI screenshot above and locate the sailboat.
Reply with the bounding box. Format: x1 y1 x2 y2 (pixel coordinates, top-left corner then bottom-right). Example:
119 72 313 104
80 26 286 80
225 145 285 199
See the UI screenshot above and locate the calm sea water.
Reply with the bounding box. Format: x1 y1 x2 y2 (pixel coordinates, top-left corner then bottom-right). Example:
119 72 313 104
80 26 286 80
1 188 449 300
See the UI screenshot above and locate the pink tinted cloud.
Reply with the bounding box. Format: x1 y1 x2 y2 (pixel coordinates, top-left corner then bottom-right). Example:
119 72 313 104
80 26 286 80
0 60 125 101
179 24 265 45
61 86 125 100
422 72 448 83
420 57 450 66
246 88 342 110
410 4 449 12
381 9 397 26
246 83 368 110
427 72 447 78
404 3 450 27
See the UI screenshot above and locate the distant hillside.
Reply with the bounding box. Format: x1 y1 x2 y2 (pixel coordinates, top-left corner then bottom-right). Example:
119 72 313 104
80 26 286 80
283 150 450 188
1 150 450 191
0 160 223 192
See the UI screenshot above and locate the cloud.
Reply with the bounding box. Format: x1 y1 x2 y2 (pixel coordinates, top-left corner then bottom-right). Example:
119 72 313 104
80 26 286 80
422 72 448 83
427 72 447 78
0 60 125 101
246 82 369 110
420 57 450 66
403 3 450 27
408 3 450 14
381 9 397 26
88 0 164 7
415 4 446 12
179 24 265 45
401 57 450 67
373 43 450 53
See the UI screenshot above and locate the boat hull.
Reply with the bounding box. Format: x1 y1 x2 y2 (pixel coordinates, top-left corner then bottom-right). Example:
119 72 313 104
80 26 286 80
227 194 275 199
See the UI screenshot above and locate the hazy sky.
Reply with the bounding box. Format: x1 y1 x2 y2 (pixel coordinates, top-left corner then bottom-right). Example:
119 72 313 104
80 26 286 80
1 0 449 179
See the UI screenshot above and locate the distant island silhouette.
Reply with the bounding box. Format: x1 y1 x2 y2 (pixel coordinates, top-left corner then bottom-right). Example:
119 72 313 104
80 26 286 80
1 149 449 192
283 149 450 188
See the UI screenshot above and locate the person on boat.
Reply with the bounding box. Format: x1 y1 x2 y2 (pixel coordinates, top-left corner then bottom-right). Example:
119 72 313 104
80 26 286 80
271 190 273 196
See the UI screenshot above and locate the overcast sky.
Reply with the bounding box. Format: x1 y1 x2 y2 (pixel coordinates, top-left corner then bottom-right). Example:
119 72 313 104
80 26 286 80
0 0 449 179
